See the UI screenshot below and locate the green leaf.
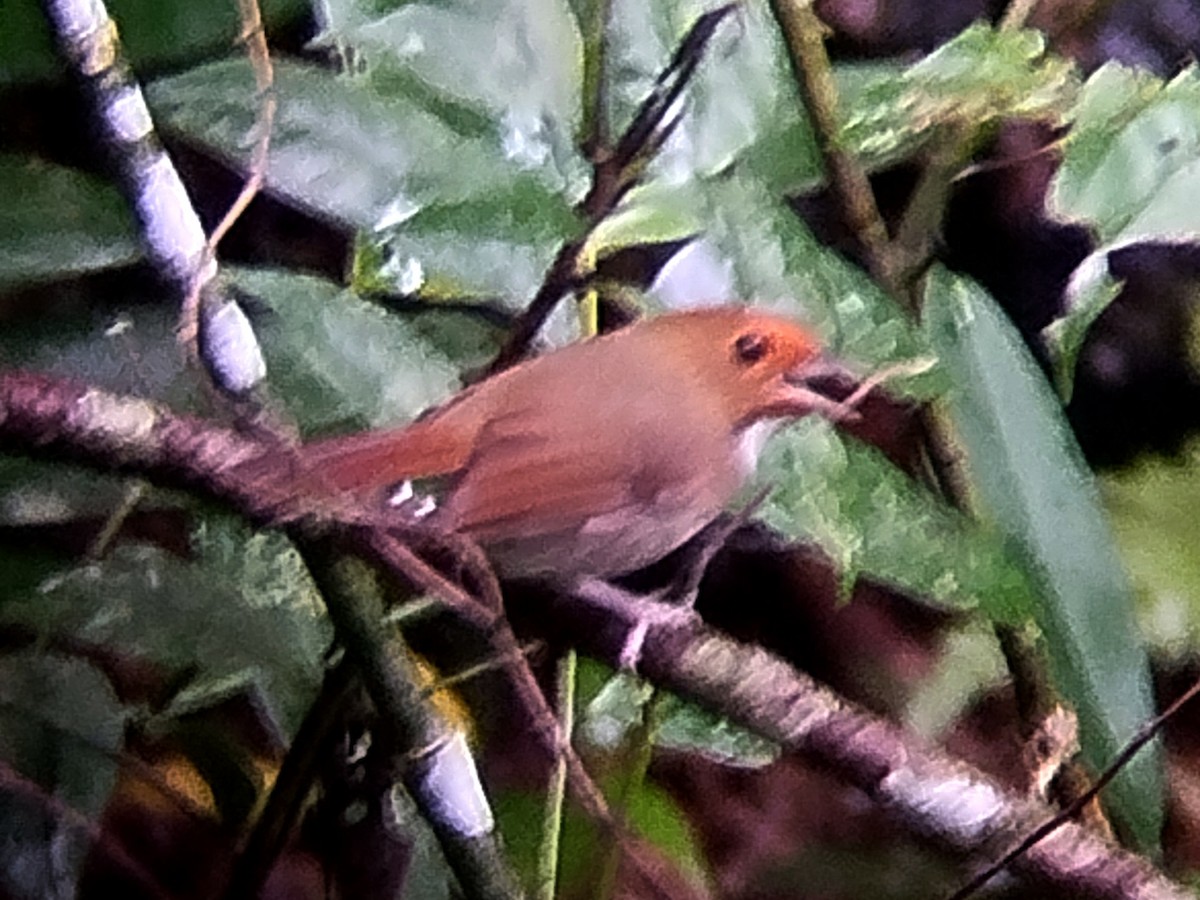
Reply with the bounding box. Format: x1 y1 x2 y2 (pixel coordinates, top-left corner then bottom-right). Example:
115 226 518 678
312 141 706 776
317 0 583 160
497 780 710 895
0 298 201 411
320 0 590 303
1051 63 1200 243
149 58 581 303
655 694 780 768
622 780 710 888
360 178 583 304
924 266 1162 851
0 651 126 814
0 0 308 86
759 420 1034 620
581 671 779 767
229 267 497 434
0 155 139 289
0 456 137 527
580 670 654 749
681 172 929 376
842 23 1078 169
3 521 330 738
1041 254 1123 401
148 58 514 229
1045 64 1200 397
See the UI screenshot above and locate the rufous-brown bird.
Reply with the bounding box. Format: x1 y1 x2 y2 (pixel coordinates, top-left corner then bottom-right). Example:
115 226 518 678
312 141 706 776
271 307 859 586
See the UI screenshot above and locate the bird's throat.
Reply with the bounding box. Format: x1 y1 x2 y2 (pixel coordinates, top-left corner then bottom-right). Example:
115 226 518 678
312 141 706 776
735 419 785 480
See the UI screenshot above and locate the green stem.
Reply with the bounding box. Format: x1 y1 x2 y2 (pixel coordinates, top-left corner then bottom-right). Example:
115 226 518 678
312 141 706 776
537 650 577 900
594 686 666 900
579 0 615 158
767 0 897 297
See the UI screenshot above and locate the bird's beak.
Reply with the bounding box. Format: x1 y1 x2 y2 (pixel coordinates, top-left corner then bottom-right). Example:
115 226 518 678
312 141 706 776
781 355 867 422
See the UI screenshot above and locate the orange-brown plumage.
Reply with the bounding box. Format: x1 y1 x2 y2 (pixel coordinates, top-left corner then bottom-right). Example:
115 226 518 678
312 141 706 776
272 307 850 583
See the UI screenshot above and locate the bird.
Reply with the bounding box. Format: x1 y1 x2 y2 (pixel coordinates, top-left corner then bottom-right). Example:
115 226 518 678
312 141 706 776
262 306 860 587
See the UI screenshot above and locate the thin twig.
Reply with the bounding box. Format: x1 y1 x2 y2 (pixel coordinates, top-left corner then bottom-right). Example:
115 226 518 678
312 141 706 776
999 0 1042 32
178 0 276 363
578 0 615 159
946 674 1200 900
487 5 739 375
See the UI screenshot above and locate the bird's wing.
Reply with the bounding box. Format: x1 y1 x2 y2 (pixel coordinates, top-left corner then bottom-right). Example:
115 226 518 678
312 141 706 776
440 391 729 543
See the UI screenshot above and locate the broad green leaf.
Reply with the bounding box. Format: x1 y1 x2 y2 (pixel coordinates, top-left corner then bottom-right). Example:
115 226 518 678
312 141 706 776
0 262 473 436
587 182 705 258
4 520 329 738
360 179 583 303
317 0 583 164
594 0 820 194
148 58 529 229
1051 64 1200 243
229 267 502 434
1042 255 1122 401
0 457 135 527
0 155 139 289
581 669 654 749
0 651 125 815
610 1 791 180
905 621 1009 739
1046 64 1200 398
842 22 1078 168
0 300 200 410
655 694 780 768
760 420 1034 620
581 671 780 767
684 172 927 374
924 266 1161 851
0 0 308 86
495 781 710 895
317 0 591 302
148 59 578 302
622 780 711 889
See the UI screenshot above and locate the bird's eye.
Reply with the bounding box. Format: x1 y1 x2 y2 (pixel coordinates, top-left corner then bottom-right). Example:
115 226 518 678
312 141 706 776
734 332 770 365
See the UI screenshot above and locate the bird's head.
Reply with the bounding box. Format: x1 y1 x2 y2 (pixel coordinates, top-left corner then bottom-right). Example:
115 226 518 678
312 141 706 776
641 308 861 429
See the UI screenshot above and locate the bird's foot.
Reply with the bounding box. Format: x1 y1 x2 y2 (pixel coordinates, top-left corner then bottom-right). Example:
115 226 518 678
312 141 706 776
574 578 700 672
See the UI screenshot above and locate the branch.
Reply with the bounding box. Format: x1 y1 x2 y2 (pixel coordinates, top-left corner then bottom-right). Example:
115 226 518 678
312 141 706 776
1 370 1188 898
522 587 1190 900
40 0 267 397
487 5 738 373
0 371 522 900
767 0 897 296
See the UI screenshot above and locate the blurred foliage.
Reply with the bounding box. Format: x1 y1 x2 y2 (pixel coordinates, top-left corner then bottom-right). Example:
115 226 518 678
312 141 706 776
1047 63 1200 398
2 0 1198 890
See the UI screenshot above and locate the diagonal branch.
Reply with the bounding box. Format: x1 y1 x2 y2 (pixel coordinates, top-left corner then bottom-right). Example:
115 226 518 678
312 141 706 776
0 370 1189 900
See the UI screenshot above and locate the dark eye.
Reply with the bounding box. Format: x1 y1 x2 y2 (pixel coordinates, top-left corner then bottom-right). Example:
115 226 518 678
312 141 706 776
734 332 769 365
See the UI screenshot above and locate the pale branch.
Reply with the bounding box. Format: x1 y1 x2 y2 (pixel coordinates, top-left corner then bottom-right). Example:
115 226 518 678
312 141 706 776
529 587 1190 900
0 371 1189 899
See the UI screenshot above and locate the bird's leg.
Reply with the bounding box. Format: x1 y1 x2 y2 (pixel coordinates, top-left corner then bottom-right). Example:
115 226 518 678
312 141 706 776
573 577 701 672
574 491 771 670
657 489 770 608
